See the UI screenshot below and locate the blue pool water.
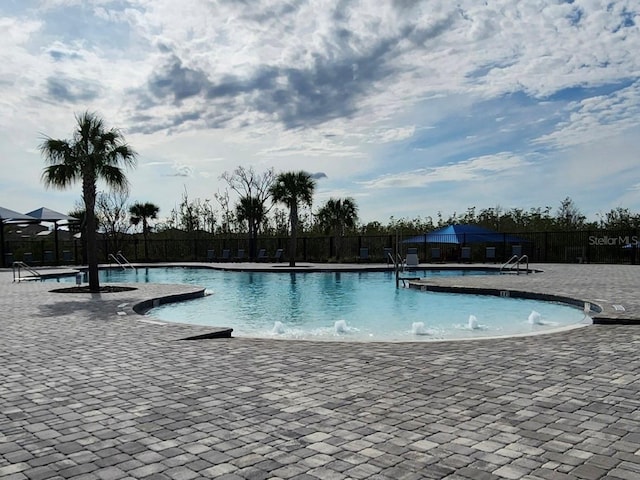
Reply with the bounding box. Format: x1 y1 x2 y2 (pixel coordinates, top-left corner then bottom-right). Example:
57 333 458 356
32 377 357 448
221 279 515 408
71 267 589 341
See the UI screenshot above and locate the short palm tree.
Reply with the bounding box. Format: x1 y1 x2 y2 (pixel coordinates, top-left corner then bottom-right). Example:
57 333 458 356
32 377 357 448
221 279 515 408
269 171 315 267
41 111 137 292
316 197 359 259
129 202 160 260
236 196 267 259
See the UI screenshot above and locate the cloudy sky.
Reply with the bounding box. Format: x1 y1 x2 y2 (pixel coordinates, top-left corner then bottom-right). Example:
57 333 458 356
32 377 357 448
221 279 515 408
1 0 639 225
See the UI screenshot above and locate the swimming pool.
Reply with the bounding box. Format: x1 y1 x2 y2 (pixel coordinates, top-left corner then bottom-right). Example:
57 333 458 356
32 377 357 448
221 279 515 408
75 267 589 341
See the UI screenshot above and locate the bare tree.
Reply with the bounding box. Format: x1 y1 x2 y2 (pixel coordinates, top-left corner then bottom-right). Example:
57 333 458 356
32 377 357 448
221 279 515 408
220 166 275 258
96 190 131 255
168 188 204 233
200 199 217 233
214 188 234 234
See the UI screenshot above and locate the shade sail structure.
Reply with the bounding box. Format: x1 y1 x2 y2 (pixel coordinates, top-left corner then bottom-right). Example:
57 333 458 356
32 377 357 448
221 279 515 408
0 206 39 223
25 207 79 265
1 207 40 267
403 224 527 244
25 207 77 223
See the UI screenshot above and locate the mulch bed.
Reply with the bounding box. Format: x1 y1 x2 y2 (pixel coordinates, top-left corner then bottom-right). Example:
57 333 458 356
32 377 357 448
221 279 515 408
50 286 137 294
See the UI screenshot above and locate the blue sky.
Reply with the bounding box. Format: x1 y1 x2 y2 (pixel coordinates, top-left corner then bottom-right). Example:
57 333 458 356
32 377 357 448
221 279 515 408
1 0 639 225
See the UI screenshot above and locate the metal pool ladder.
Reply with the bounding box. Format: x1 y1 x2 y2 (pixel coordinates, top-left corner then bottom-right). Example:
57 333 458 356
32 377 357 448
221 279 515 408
12 261 42 282
500 254 529 275
388 251 417 288
109 252 135 270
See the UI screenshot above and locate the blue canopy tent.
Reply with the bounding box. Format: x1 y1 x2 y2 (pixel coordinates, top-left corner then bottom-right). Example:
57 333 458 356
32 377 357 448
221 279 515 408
403 224 529 262
403 224 527 245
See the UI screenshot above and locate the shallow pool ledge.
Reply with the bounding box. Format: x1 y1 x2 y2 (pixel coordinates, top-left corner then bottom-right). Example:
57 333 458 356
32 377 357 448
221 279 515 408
407 281 603 316
132 287 207 314
132 287 233 339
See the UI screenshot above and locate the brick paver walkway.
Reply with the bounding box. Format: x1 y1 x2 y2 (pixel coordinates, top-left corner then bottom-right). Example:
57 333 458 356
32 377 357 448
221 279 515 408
1 264 639 479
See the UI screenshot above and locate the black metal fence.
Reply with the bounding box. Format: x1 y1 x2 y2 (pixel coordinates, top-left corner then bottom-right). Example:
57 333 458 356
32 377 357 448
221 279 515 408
3 229 639 267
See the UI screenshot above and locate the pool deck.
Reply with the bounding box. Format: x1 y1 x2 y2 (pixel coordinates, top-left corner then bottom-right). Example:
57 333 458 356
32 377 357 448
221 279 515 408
1 263 640 479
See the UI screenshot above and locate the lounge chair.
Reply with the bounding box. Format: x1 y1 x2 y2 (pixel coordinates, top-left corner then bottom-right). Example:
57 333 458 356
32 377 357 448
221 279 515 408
405 248 419 267
206 249 216 262
430 247 441 263
256 249 267 262
460 246 471 263
358 247 369 263
62 250 73 264
234 249 245 261
273 249 283 262
220 249 231 261
485 246 496 263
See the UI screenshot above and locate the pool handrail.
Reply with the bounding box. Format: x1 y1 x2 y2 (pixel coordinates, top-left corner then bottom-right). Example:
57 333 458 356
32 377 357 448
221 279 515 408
12 261 43 282
109 252 135 270
500 254 529 275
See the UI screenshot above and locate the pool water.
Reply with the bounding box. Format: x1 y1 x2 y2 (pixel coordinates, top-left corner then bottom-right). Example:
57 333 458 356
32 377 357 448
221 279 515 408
88 267 588 341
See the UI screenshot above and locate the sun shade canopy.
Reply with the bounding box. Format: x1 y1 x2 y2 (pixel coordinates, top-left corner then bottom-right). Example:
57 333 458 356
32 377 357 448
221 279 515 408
25 207 78 223
403 224 528 244
0 206 39 223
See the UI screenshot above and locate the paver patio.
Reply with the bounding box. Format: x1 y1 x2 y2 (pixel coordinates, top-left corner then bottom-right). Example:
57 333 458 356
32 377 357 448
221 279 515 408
1 263 639 479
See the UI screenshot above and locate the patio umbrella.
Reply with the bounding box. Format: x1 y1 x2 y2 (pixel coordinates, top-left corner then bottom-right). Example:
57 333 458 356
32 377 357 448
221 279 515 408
26 207 78 265
403 224 526 244
0 206 39 267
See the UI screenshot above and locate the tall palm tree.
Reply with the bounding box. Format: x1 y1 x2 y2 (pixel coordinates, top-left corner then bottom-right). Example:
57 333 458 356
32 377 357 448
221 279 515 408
40 111 137 292
269 171 315 267
316 197 359 259
129 202 160 260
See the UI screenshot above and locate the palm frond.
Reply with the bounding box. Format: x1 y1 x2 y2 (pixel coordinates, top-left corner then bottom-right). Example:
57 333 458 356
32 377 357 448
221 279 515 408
39 138 73 165
41 163 80 189
99 164 130 193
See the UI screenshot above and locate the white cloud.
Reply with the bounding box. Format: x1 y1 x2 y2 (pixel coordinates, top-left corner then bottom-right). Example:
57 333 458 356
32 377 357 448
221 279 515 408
1 0 639 223
360 152 530 189
368 126 416 144
533 81 640 149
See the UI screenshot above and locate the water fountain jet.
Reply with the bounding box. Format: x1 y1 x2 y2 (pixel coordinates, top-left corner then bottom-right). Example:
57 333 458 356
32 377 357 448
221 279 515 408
334 320 349 334
528 310 542 325
411 322 429 335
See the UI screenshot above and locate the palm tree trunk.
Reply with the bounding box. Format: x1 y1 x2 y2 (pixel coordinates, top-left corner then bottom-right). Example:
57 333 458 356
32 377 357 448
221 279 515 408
289 204 298 267
83 175 100 292
250 220 259 260
142 218 149 260
248 220 255 260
